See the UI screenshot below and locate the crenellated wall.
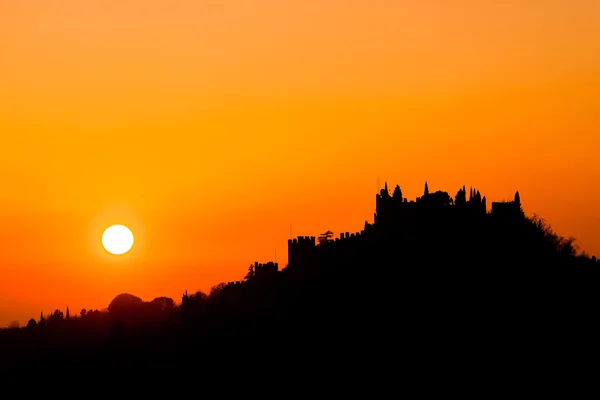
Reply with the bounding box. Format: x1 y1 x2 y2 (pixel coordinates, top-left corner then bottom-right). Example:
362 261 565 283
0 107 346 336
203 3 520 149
286 182 525 269
287 229 367 270
253 261 278 277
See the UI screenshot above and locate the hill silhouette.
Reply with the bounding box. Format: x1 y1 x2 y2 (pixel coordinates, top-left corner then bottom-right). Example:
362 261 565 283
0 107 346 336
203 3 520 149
1 182 598 369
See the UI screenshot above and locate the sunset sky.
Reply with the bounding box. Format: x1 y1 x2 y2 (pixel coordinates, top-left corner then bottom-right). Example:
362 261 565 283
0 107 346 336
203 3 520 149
1 0 598 327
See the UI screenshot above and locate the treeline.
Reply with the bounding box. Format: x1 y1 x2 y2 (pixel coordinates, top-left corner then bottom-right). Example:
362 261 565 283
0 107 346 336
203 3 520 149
1 196 599 364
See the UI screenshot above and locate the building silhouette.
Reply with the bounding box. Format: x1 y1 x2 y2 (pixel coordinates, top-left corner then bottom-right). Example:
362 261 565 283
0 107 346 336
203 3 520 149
286 182 523 271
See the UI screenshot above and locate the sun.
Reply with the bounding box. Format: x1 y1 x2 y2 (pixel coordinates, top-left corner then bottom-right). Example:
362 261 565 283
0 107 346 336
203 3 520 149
102 225 134 255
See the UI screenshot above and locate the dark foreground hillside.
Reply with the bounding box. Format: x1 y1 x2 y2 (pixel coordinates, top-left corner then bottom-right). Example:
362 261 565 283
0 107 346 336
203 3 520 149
1 183 599 371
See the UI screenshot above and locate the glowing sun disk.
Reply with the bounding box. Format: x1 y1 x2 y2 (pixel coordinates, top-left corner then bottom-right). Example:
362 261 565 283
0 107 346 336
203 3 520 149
102 225 134 255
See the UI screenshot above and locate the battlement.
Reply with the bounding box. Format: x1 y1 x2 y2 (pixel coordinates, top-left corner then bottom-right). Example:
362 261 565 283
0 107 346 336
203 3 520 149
338 231 364 240
287 182 525 269
288 230 364 247
287 229 366 269
253 261 278 275
224 280 244 289
287 236 316 246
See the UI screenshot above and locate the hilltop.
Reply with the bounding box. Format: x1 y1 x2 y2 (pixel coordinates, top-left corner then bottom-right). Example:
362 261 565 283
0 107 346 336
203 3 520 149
1 182 598 366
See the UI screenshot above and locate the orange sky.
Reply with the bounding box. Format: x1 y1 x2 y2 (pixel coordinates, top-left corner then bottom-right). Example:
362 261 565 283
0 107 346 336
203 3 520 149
1 0 599 327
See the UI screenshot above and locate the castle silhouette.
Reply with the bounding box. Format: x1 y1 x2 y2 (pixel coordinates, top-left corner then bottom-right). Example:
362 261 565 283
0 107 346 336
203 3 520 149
285 182 524 272
223 181 596 292
2 180 598 366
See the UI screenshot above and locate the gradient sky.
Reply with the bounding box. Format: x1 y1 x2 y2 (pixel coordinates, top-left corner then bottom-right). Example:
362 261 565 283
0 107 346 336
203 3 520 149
1 0 598 327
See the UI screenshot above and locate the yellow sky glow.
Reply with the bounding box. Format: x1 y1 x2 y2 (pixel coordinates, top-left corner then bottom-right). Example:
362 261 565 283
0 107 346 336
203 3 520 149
1 0 599 326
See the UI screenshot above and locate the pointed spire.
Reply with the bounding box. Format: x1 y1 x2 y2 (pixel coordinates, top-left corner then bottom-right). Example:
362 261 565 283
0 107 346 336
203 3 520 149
379 181 390 198
424 181 429 196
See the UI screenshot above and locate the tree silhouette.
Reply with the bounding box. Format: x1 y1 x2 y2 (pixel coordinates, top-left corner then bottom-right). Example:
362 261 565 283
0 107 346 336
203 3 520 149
209 282 227 299
38 312 46 329
108 293 143 314
151 297 175 312
245 264 255 281
47 309 64 327
455 186 466 206
318 230 334 245
1 180 598 365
